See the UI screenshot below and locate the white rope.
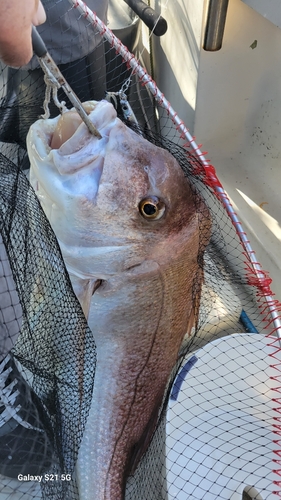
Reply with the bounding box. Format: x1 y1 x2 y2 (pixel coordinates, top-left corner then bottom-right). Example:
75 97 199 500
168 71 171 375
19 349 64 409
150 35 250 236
38 58 68 118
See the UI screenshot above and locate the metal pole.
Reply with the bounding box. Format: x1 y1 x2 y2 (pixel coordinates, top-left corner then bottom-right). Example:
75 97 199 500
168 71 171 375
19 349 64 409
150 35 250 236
203 0 229 51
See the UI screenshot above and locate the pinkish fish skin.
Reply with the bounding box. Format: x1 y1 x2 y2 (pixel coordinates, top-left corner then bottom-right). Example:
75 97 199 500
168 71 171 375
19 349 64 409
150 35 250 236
27 101 211 500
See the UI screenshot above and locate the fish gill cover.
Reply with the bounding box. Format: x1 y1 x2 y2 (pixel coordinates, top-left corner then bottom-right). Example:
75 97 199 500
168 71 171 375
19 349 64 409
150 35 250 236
0 1 280 499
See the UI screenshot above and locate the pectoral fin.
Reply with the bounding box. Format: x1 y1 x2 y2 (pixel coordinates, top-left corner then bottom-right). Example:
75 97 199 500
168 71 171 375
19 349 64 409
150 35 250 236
70 275 102 319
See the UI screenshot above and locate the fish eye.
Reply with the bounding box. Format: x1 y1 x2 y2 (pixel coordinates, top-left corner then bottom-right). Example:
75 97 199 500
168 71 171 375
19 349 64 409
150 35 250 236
139 196 165 220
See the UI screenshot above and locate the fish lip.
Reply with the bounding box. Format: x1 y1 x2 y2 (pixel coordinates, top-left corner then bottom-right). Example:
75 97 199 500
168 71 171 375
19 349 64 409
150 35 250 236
51 138 107 175
30 100 117 175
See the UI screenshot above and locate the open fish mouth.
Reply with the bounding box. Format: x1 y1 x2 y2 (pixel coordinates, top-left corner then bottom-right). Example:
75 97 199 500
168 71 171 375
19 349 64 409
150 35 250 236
29 100 118 200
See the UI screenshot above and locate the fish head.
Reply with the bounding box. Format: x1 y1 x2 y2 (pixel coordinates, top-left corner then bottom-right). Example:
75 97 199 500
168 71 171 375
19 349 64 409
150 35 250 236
28 100 208 284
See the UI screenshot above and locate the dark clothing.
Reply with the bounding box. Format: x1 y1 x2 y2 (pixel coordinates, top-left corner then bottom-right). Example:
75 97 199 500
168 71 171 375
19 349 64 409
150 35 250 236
26 0 109 69
0 0 108 150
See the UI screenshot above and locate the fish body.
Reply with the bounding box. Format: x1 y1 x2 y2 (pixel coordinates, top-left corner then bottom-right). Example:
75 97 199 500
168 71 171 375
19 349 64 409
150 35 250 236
27 100 210 499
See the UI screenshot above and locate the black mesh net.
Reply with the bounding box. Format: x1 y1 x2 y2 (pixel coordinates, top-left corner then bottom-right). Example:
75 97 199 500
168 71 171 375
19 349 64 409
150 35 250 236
0 1 280 500
0 156 96 499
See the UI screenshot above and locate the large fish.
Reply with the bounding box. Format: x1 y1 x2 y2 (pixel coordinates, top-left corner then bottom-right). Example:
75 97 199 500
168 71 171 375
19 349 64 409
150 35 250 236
27 100 211 500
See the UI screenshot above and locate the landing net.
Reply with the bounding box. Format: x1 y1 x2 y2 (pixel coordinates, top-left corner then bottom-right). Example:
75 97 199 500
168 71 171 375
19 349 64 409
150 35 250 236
0 1 280 499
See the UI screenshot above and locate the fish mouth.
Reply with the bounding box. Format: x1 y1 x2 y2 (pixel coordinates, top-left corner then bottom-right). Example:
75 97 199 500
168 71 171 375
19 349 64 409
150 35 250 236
48 100 117 175
27 101 117 211
30 100 117 175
